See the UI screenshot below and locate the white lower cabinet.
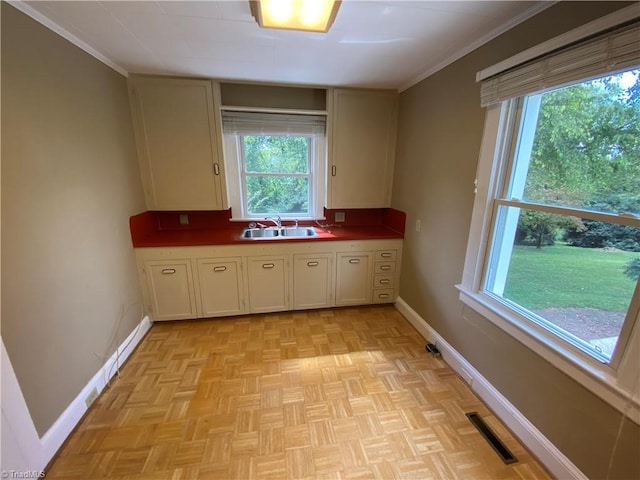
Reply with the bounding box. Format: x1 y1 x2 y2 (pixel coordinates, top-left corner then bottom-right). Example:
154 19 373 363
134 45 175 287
373 249 398 304
197 257 245 317
293 253 333 310
144 260 198 321
135 239 401 321
335 252 373 306
247 256 289 313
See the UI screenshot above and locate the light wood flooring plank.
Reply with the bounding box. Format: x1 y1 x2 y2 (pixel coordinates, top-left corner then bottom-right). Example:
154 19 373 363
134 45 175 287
45 306 552 479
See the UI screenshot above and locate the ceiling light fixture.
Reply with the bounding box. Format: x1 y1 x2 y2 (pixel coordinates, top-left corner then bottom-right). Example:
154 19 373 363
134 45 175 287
250 0 341 33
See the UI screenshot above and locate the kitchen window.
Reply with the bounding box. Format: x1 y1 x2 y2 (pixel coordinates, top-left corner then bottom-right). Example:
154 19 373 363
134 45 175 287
222 111 326 219
485 71 640 365
459 14 640 422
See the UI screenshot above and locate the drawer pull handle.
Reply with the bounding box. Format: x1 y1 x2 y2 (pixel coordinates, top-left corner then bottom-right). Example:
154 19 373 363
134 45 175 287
349 259 360 264
307 261 319 267
381 252 392 258
380 265 392 270
378 293 390 299
213 266 227 272
161 268 176 275
379 279 391 285
213 163 220 175
331 165 337 176
262 263 275 269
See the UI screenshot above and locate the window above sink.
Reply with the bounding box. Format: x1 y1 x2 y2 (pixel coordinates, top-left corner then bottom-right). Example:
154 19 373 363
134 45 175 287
222 110 327 221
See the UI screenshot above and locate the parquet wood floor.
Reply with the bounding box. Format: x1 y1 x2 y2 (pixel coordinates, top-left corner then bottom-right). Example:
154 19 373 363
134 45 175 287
46 306 552 479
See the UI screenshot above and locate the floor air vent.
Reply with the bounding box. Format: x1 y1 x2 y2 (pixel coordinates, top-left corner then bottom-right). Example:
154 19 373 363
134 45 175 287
466 412 518 464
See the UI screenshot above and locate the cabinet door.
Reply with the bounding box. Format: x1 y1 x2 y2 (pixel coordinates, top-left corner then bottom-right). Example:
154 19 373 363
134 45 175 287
145 260 197 321
293 254 333 310
247 256 289 313
329 89 398 208
129 76 226 210
197 258 245 317
335 252 373 306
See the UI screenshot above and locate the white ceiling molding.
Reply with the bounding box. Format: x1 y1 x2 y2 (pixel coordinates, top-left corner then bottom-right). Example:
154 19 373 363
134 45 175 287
398 1 556 92
8 0 129 77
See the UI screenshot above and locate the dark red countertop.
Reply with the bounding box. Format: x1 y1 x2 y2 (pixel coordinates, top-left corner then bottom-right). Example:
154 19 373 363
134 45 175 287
130 208 405 248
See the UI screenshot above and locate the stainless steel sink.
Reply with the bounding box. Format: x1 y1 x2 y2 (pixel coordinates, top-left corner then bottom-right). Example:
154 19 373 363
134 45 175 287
239 226 318 240
240 228 280 239
280 227 318 237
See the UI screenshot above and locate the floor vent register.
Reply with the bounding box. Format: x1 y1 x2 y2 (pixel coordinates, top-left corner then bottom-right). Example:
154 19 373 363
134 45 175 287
466 412 518 464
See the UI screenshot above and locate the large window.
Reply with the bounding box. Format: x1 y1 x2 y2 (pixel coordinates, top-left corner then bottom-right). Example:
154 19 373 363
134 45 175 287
459 12 640 421
485 70 640 365
222 111 326 219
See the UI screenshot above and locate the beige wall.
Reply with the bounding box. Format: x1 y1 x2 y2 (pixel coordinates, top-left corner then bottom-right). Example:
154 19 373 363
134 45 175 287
392 2 639 479
1 4 145 435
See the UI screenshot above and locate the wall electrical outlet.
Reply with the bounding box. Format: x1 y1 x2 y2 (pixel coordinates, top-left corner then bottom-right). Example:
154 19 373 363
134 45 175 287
179 214 189 225
415 219 421 232
335 212 345 222
85 387 99 408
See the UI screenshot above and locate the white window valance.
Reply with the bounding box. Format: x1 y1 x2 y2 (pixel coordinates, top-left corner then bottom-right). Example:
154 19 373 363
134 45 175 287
221 111 326 136
480 21 640 107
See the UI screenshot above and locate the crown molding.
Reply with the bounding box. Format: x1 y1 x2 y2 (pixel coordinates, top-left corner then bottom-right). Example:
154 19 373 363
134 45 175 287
398 1 556 92
7 0 129 77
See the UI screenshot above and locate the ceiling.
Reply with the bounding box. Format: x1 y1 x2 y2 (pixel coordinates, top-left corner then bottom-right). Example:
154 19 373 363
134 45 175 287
18 1 552 91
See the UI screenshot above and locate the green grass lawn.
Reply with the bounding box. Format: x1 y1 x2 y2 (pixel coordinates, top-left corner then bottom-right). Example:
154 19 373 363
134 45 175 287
503 243 638 311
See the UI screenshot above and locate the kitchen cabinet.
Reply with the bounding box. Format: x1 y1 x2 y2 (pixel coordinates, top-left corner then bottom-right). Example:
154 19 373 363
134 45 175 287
293 253 334 310
128 75 226 211
134 239 401 321
196 257 246 317
328 88 398 208
335 252 373 306
373 249 398 304
247 256 290 313
143 260 198 321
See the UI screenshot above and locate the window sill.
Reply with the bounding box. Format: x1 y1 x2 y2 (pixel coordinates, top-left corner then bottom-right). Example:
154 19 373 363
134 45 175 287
229 216 326 223
456 284 640 424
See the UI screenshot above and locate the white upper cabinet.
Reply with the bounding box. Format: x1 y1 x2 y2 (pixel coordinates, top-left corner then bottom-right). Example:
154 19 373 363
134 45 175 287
128 76 227 211
328 88 398 208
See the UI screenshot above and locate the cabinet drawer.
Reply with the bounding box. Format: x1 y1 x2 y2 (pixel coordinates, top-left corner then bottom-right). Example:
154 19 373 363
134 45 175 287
374 262 396 274
376 250 397 261
374 274 395 289
372 289 395 304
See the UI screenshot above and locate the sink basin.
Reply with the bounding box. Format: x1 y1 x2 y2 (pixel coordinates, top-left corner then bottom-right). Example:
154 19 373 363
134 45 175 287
239 226 318 240
280 227 318 237
240 228 280 239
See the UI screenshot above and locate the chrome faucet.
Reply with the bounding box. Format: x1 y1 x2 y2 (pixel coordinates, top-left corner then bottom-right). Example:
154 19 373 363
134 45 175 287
265 216 282 229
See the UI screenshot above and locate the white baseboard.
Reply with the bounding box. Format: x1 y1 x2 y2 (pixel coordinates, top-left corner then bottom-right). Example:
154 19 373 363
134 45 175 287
0 315 152 472
394 297 587 480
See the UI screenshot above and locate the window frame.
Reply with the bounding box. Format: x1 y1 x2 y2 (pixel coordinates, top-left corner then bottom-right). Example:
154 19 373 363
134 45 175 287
486 92 639 368
223 126 327 221
458 98 640 424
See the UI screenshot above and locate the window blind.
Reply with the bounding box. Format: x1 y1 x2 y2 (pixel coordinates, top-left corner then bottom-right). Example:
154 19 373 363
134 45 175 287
221 111 326 136
480 21 640 107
